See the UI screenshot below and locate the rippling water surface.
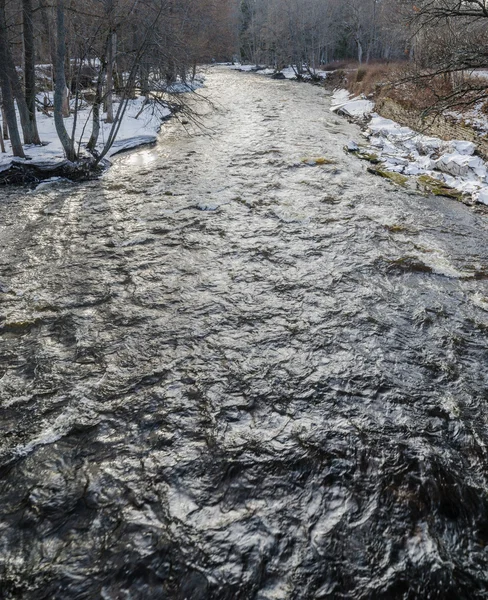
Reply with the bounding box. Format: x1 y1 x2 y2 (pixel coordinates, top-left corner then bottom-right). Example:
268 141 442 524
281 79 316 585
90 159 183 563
1 67 488 599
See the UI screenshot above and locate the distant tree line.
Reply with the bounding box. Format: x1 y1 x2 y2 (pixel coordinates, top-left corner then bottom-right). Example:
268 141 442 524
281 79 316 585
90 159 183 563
238 0 411 71
237 0 488 109
402 0 488 111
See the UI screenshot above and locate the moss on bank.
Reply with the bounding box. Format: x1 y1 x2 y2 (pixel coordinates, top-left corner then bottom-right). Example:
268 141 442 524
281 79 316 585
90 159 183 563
417 175 463 200
367 166 408 186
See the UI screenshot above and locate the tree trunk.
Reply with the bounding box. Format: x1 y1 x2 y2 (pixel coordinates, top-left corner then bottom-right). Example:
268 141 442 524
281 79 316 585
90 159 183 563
140 61 150 95
62 86 70 117
0 120 5 153
87 49 108 154
0 92 6 152
105 30 116 123
39 0 56 66
0 0 35 145
0 0 25 158
6 59 36 144
0 80 25 158
54 0 76 161
1 102 8 139
22 0 41 145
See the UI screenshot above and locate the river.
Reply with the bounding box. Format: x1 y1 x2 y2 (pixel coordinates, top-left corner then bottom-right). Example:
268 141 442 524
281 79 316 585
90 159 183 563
1 66 488 599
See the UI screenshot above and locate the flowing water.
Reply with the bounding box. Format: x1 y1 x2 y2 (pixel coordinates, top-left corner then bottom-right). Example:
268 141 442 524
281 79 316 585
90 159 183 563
1 67 488 599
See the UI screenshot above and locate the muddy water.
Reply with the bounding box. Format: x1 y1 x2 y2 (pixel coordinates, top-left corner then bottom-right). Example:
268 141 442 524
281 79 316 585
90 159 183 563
1 67 488 599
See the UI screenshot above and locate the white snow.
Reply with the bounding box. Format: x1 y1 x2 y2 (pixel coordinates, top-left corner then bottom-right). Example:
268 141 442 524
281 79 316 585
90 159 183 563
229 63 331 81
281 66 303 80
476 188 488 205
331 89 351 105
363 113 488 203
155 74 205 94
471 70 488 80
231 64 259 72
330 89 374 119
0 95 172 174
447 140 477 155
31 177 69 191
326 90 488 206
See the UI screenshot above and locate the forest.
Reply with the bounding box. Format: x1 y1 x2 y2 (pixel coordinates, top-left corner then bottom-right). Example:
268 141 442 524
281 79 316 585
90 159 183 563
0 0 238 165
1 0 488 167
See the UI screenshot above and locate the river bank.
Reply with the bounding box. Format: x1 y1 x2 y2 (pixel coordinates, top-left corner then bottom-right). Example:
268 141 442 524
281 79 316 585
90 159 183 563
232 63 488 206
323 67 488 206
331 88 488 206
0 96 173 186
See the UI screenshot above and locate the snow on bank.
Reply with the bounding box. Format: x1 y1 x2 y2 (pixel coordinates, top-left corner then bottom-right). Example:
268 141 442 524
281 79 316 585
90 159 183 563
332 89 488 205
367 115 488 205
228 63 331 81
155 74 205 94
330 89 374 119
0 96 172 175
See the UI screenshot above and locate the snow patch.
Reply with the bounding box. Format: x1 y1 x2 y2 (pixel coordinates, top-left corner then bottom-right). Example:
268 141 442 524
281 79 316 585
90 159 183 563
0 89 185 175
32 177 70 192
331 90 374 119
229 63 331 82
349 109 488 205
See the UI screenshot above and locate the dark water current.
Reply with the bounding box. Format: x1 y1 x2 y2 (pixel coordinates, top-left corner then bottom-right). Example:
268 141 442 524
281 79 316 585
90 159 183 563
1 67 488 599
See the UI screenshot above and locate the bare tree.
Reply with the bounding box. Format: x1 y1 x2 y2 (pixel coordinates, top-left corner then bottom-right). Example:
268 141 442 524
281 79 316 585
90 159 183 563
22 0 41 145
54 0 76 161
0 0 239 170
397 0 488 112
104 0 116 123
0 0 25 158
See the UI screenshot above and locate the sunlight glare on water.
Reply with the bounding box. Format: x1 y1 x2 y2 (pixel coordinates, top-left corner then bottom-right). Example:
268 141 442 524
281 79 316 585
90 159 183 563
1 67 488 599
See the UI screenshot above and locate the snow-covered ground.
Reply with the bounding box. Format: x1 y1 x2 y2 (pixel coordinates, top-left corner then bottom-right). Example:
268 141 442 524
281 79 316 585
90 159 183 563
151 73 205 94
229 63 331 81
446 103 488 135
331 89 488 206
0 96 172 174
0 96 171 174
330 89 374 119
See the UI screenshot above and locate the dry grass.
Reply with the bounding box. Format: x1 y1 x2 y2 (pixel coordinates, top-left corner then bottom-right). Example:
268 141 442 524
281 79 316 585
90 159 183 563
338 62 488 115
342 62 404 97
321 60 358 72
389 73 488 114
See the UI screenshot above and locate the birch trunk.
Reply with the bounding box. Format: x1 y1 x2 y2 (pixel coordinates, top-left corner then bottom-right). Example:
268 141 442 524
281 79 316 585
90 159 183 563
1 102 8 139
0 121 5 153
105 31 116 124
54 0 76 161
22 0 41 145
87 48 108 154
0 0 35 145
